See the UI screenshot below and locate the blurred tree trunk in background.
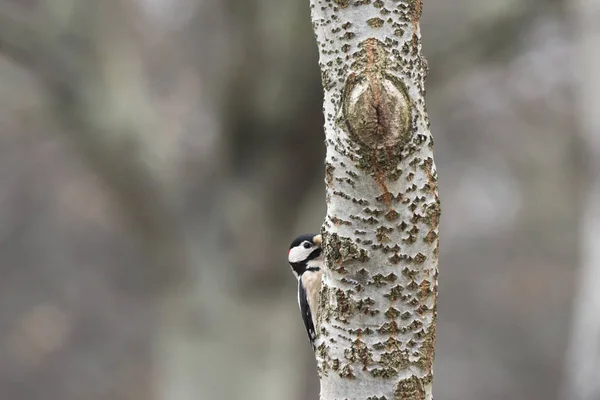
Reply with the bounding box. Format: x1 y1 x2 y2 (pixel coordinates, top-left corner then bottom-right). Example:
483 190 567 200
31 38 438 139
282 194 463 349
0 1 318 399
562 0 600 398
0 2 187 398
308 1 440 399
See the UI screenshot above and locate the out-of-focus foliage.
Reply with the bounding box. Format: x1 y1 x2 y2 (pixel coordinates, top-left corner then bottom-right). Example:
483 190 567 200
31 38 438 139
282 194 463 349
0 0 585 399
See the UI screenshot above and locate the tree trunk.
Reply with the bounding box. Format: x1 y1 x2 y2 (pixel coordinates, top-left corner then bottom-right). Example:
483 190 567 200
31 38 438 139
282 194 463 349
561 0 600 398
308 1 440 399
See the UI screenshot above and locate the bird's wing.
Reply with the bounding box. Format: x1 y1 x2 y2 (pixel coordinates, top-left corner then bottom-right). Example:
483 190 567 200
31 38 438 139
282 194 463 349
298 277 317 350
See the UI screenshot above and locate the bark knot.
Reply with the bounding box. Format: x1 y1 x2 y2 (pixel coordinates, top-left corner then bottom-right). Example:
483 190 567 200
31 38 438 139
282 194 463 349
343 73 411 149
342 39 411 150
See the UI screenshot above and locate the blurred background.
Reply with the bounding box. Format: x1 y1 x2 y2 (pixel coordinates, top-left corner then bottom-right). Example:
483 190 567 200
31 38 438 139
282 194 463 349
0 0 598 399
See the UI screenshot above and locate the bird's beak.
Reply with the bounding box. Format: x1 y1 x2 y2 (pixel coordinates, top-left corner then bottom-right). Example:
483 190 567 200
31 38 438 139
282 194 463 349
313 234 322 246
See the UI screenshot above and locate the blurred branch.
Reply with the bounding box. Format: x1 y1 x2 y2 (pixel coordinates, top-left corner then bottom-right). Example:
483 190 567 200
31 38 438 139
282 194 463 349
0 3 80 93
561 0 600 397
0 2 185 289
428 0 565 82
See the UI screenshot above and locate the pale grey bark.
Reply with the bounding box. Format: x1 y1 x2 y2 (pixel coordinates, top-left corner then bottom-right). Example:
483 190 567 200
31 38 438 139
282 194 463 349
562 0 600 398
308 1 440 399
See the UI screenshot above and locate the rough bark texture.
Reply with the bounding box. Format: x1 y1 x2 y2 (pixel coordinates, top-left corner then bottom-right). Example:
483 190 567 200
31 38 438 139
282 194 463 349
562 0 600 398
309 1 439 399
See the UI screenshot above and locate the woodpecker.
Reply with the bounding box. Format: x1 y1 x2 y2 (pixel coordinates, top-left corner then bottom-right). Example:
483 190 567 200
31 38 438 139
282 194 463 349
288 233 323 350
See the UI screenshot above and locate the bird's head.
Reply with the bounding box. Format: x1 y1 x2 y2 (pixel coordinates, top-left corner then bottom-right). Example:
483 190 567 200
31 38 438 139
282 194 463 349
288 233 323 277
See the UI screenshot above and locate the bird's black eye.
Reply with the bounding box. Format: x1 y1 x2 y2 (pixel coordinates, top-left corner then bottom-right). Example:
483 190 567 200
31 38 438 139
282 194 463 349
303 242 311 249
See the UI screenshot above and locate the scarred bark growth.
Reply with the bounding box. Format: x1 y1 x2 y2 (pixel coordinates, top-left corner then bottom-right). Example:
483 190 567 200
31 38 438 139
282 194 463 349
342 39 412 151
309 1 439 399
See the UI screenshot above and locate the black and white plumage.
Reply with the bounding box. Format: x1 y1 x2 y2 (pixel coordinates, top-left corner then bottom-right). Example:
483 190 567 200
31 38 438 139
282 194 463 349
288 233 323 350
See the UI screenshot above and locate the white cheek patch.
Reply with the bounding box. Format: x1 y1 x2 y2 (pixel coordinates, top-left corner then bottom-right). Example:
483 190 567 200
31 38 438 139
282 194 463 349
289 246 311 263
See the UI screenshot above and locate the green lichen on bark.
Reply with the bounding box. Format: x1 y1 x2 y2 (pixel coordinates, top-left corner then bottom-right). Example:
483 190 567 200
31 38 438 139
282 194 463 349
407 0 423 21
414 324 436 371
394 375 426 400
318 285 331 323
334 288 354 322
340 364 356 379
323 232 371 271
367 17 385 28
380 348 410 372
344 338 374 369
333 0 350 8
